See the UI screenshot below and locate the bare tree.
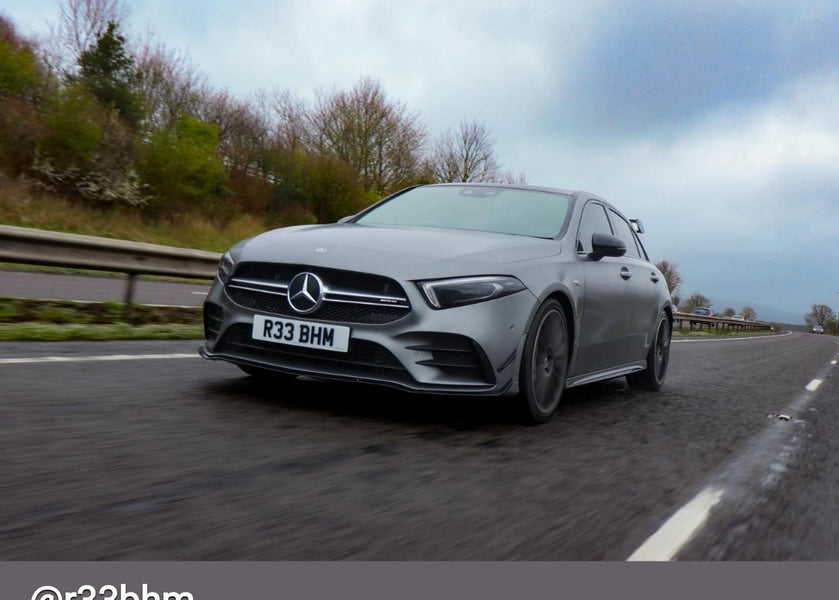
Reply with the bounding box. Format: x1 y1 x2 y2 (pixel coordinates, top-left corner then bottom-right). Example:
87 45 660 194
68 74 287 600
204 90 268 179
741 306 757 320
655 259 682 302
430 119 501 183
682 292 712 313
805 304 835 327
254 88 312 157
133 35 207 128
309 76 427 195
46 0 128 77
497 169 527 184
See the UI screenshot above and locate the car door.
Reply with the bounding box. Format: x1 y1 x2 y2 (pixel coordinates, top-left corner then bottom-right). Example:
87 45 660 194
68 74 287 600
573 201 630 375
606 208 664 363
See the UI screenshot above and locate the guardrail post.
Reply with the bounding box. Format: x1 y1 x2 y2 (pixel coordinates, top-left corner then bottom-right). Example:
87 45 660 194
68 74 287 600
124 273 136 322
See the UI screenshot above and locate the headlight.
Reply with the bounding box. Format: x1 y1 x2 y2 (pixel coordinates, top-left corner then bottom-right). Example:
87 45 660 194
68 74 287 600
217 251 235 283
418 276 526 309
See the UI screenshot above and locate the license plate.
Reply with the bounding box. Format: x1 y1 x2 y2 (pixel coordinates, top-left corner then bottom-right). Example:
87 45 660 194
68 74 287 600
251 314 350 352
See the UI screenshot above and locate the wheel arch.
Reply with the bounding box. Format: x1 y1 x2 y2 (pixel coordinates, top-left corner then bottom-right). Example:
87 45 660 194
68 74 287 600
544 290 576 369
511 289 577 395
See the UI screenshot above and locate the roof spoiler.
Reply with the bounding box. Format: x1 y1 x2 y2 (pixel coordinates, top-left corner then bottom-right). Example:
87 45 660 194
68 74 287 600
629 218 645 234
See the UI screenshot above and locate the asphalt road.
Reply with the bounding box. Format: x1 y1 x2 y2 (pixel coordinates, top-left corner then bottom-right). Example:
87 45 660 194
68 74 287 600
2 331 838 560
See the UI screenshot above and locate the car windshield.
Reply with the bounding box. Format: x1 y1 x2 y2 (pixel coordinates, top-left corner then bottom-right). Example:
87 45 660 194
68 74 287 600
353 185 572 238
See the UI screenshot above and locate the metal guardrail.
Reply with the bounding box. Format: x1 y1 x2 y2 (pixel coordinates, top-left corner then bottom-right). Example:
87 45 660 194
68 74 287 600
0 224 221 320
672 311 774 332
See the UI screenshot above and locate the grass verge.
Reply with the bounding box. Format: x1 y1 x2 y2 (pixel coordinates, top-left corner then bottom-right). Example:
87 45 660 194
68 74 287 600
0 297 203 341
0 323 203 341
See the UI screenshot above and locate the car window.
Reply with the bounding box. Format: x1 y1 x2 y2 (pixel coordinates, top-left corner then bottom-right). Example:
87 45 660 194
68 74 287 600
354 185 571 238
608 209 643 259
576 202 612 253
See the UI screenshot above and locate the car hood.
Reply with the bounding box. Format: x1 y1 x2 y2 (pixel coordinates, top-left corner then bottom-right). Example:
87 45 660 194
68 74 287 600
233 223 563 279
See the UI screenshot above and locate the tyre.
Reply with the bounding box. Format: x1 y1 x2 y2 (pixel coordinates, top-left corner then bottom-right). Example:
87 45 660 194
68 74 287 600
626 311 671 391
519 299 569 424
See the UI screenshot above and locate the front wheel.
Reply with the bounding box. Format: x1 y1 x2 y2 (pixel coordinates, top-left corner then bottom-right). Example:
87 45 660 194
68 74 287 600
626 311 671 391
519 299 569 424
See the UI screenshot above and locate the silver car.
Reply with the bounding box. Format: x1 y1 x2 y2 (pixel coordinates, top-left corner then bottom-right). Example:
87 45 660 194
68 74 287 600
200 183 673 423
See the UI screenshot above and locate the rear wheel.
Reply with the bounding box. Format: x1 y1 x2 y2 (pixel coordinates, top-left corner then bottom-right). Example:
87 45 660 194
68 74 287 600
519 299 569 424
626 311 670 391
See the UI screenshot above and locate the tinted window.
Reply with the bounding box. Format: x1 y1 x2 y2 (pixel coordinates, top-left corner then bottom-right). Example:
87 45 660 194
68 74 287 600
608 209 642 259
576 202 612 253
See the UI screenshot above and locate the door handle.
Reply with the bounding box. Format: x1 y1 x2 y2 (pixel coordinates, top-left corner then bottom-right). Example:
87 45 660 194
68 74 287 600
620 267 632 280
650 272 660 283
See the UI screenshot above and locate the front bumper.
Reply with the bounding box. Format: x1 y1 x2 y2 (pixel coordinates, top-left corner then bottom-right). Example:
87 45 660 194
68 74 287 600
200 276 537 397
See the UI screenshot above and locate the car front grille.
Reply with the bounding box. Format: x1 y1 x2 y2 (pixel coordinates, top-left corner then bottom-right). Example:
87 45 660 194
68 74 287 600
225 263 411 325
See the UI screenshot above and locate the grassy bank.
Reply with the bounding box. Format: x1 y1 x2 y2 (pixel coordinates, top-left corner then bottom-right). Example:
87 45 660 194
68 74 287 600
0 179 230 341
0 177 270 253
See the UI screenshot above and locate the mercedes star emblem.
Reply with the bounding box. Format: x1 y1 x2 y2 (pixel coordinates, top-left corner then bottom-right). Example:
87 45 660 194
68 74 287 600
287 272 325 314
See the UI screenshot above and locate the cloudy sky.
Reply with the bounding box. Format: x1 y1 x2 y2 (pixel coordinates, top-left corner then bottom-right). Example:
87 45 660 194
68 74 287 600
6 0 839 323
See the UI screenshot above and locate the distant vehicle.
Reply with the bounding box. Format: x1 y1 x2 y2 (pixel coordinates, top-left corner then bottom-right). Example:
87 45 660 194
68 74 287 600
691 307 713 317
812 325 824 334
731 315 745 321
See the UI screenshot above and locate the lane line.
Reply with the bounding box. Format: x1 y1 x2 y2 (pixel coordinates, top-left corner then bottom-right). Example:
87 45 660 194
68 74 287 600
627 487 724 561
0 354 198 364
806 379 822 392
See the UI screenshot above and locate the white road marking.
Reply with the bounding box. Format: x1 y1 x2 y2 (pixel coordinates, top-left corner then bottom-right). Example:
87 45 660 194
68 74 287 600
806 379 822 392
0 354 198 364
627 487 724 561
628 353 836 561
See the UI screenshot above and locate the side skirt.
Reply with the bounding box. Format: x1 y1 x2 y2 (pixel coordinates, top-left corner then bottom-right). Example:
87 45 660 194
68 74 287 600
566 361 647 388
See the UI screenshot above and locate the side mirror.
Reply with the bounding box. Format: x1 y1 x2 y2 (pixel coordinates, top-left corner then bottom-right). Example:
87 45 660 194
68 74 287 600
590 232 627 260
